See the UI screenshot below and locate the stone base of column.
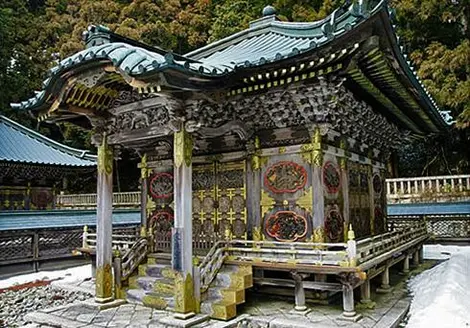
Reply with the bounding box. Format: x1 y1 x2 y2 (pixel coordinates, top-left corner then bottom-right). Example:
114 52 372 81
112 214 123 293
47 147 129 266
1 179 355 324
337 312 363 322
159 313 209 327
86 298 125 310
173 312 196 320
289 307 311 315
376 286 392 294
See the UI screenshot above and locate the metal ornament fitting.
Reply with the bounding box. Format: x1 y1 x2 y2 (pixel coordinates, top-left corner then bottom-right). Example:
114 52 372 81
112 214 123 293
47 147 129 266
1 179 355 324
97 137 113 175
174 128 193 168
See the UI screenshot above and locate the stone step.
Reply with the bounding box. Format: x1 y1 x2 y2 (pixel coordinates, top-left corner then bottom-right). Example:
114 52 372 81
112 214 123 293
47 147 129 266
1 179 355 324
138 263 175 279
126 289 175 310
213 269 253 290
135 276 174 296
200 297 237 321
147 253 171 265
204 286 245 305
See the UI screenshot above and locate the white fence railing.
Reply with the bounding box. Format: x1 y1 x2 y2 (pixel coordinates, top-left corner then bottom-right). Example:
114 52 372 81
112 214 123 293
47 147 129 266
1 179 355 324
386 174 470 203
56 175 470 208
56 191 140 209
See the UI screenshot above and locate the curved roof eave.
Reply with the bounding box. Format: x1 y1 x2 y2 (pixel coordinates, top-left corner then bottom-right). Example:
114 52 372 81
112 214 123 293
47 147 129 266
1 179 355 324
0 115 96 166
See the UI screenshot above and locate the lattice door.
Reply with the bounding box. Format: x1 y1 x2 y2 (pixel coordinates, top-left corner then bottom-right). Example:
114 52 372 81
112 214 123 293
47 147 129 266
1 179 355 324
192 161 247 248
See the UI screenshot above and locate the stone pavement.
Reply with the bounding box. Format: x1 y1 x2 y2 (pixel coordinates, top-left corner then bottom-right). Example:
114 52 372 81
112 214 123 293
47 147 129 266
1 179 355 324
20 265 415 328
20 285 409 328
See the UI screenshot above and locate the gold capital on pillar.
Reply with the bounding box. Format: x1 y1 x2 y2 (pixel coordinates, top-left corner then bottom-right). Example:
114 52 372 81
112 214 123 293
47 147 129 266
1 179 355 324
98 136 113 175
174 128 193 168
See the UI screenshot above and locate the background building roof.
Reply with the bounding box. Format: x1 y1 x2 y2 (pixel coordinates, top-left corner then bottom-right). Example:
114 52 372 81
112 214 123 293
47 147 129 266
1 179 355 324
0 115 96 167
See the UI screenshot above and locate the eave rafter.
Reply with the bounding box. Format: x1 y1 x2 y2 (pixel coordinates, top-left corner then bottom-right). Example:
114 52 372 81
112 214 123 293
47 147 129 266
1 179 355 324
346 66 423 134
360 48 440 133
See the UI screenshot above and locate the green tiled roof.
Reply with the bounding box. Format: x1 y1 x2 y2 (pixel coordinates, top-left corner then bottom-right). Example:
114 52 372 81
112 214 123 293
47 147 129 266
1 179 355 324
0 115 96 166
11 0 452 131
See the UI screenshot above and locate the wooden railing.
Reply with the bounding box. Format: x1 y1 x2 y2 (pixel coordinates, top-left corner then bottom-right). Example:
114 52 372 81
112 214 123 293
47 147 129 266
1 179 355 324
56 191 140 209
197 220 428 290
386 174 470 203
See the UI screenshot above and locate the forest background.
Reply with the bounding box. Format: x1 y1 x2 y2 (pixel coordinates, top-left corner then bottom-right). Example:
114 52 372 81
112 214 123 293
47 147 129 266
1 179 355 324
0 0 469 191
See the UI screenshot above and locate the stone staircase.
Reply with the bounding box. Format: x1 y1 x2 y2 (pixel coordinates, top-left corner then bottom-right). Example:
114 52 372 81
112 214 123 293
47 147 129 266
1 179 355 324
125 254 253 321
200 264 253 321
126 254 176 310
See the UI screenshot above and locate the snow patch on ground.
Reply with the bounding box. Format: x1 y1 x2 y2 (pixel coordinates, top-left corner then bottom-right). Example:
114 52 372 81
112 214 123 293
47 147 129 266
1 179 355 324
423 244 470 260
0 264 92 289
407 246 470 328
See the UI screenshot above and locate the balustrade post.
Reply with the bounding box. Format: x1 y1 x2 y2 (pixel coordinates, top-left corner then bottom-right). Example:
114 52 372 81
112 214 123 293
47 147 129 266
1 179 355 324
113 251 124 299
82 225 89 248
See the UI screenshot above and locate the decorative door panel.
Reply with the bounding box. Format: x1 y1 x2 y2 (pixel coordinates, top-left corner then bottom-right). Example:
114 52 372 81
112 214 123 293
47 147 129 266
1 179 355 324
372 168 386 234
348 162 371 238
147 168 174 252
192 161 247 243
322 154 344 242
216 161 247 239
261 154 312 242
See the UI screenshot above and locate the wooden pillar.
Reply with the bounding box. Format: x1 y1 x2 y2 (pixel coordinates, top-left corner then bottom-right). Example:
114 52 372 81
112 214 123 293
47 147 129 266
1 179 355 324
368 150 375 235
311 127 325 242
377 267 391 293
413 250 420 266
360 280 371 303
95 135 114 303
172 127 196 318
339 139 349 241
249 137 263 242
140 154 149 233
342 285 356 317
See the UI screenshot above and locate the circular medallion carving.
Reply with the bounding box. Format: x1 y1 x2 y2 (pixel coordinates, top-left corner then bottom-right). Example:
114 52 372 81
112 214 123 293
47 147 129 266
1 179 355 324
150 172 173 199
232 195 245 213
325 207 344 242
264 161 307 194
265 210 307 242
150 211 174 236
193 196 201 213
233 219 246 237
218 196 231 212
322 161 341 193
203 197 214 212
373 174 382 195
203 220 215 234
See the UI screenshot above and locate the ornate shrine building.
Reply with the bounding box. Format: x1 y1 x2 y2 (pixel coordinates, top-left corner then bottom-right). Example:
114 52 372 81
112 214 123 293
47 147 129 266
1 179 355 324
13 0 451 323
0 115 96 210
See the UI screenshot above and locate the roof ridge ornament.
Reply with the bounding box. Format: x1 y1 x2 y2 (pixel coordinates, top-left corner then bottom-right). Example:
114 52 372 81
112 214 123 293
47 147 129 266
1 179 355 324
250 5 278 28
82 25 111 48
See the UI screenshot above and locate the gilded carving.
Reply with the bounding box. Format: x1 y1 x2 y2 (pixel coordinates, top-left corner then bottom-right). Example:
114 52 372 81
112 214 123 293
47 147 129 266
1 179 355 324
260 189 275 209
140 153 150 179
265 210 308 242
174 272 196 314
95 263 113 299
313 226 326 243
252 226 262 241
264 161 307 194
97 137 113 175
174 129 193 168
297 186 313 212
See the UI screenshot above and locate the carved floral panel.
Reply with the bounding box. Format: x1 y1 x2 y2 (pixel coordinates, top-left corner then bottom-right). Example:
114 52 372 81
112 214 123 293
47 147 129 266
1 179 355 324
264 161 307 194
149 172 173 199
265 210 307 242
322 161 341 194
325 205 344 242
